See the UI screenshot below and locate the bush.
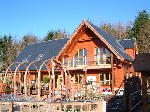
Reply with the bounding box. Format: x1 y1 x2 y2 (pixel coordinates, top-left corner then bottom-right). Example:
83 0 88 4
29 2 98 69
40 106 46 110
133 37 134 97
43 77 50 84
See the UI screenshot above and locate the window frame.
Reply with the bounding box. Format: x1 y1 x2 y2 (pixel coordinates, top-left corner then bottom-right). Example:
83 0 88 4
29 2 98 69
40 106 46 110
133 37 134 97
74 48 87 66
95 47 111 65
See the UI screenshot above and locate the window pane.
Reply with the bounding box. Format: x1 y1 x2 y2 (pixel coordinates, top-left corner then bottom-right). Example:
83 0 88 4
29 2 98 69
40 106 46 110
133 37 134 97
100 55 104 64
79 56 83 65
100 73 104 84
96 48 99 55
105 48 110 54
84 48 87 56
75 52 78 57
106 73 109 85
106 55 111 64
79 49 83 56
100 48 104 55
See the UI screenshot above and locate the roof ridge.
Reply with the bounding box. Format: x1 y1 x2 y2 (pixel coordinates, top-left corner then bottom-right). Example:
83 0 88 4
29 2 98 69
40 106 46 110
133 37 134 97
27 37 69 46
119 38 136 41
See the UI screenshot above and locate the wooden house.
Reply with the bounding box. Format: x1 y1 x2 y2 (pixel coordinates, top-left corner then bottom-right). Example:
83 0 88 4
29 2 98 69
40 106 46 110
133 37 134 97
7 20 138 100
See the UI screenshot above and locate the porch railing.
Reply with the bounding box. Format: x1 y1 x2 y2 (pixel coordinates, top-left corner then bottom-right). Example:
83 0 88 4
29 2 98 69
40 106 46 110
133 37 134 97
63 55 111 67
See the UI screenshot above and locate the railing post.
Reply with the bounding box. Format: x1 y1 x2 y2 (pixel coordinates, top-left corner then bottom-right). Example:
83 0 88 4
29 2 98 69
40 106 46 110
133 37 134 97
98 55 100 65
73 57 75 67
68 60 69 67
85 56 87 65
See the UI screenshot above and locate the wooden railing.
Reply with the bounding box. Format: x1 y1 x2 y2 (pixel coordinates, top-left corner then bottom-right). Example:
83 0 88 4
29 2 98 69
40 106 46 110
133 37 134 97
63 56 111 68
0 100 106 112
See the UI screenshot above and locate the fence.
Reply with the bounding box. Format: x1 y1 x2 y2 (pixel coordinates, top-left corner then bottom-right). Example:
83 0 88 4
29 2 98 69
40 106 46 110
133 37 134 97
0 100 106 112
128 90 142 112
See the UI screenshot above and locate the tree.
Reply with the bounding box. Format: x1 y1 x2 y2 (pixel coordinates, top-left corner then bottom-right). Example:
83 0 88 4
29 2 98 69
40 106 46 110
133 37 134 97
18 34 39 53
128 10 150 53
100 22 130 39
0 35 14 70
43 29 68 41
43 30 54 41
129 10 150 38
137 21 150 53
53 29 68 39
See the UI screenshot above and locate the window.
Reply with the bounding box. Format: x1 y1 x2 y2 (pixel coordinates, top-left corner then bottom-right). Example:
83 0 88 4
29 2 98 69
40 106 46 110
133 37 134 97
95 48 111 64
74 48 87 66
100 73 111 85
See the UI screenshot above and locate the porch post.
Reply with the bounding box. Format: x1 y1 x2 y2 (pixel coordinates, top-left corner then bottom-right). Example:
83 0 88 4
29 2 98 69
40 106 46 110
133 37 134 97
37 71 41 101
84 69 87 98
69 73 71 99
111 53 114 94
65 71 68 99
49 71 51 100
141 72 148 112
52 75 55 101
19 72 22 93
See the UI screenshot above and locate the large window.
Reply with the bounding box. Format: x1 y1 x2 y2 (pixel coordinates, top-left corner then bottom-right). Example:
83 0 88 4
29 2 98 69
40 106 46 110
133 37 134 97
95 47 111 64
74 48 87 66
100 73 111 85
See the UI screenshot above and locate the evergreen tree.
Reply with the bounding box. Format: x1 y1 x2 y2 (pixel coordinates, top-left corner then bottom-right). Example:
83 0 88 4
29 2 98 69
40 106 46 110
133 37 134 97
43 29 68 41
129 9 150 38
128 10 150 52
43 30 54 41
0 35 13 70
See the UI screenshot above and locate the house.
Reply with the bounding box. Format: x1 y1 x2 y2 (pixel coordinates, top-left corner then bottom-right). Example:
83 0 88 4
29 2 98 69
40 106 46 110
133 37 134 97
7 20 138 100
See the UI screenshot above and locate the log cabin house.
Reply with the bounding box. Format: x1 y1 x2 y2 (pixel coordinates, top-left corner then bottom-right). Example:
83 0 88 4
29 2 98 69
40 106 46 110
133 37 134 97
6 20 138 100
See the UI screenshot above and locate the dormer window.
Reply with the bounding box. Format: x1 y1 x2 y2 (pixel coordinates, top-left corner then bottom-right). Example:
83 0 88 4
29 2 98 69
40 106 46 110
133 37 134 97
36 54 45 60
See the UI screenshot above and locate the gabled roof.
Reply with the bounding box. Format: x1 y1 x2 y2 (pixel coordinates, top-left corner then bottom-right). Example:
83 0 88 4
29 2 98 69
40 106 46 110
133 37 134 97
118 38 136 50
57 20 134 62
14 38 69 70
87 21 134 61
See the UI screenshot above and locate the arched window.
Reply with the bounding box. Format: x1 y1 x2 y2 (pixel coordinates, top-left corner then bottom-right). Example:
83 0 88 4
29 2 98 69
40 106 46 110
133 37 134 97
74 48 87 66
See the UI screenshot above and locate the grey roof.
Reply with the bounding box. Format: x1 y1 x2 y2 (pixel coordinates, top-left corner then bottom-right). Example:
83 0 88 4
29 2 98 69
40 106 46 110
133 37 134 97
87 21 134 61
118 38 136 49
13 21 135 71
13 38 69 70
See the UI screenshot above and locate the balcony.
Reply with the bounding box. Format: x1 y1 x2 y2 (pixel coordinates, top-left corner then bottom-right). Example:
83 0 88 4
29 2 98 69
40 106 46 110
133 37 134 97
63 55 111 70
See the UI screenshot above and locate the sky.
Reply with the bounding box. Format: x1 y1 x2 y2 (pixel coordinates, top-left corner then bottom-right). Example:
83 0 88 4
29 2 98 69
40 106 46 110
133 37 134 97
0 0 150 40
